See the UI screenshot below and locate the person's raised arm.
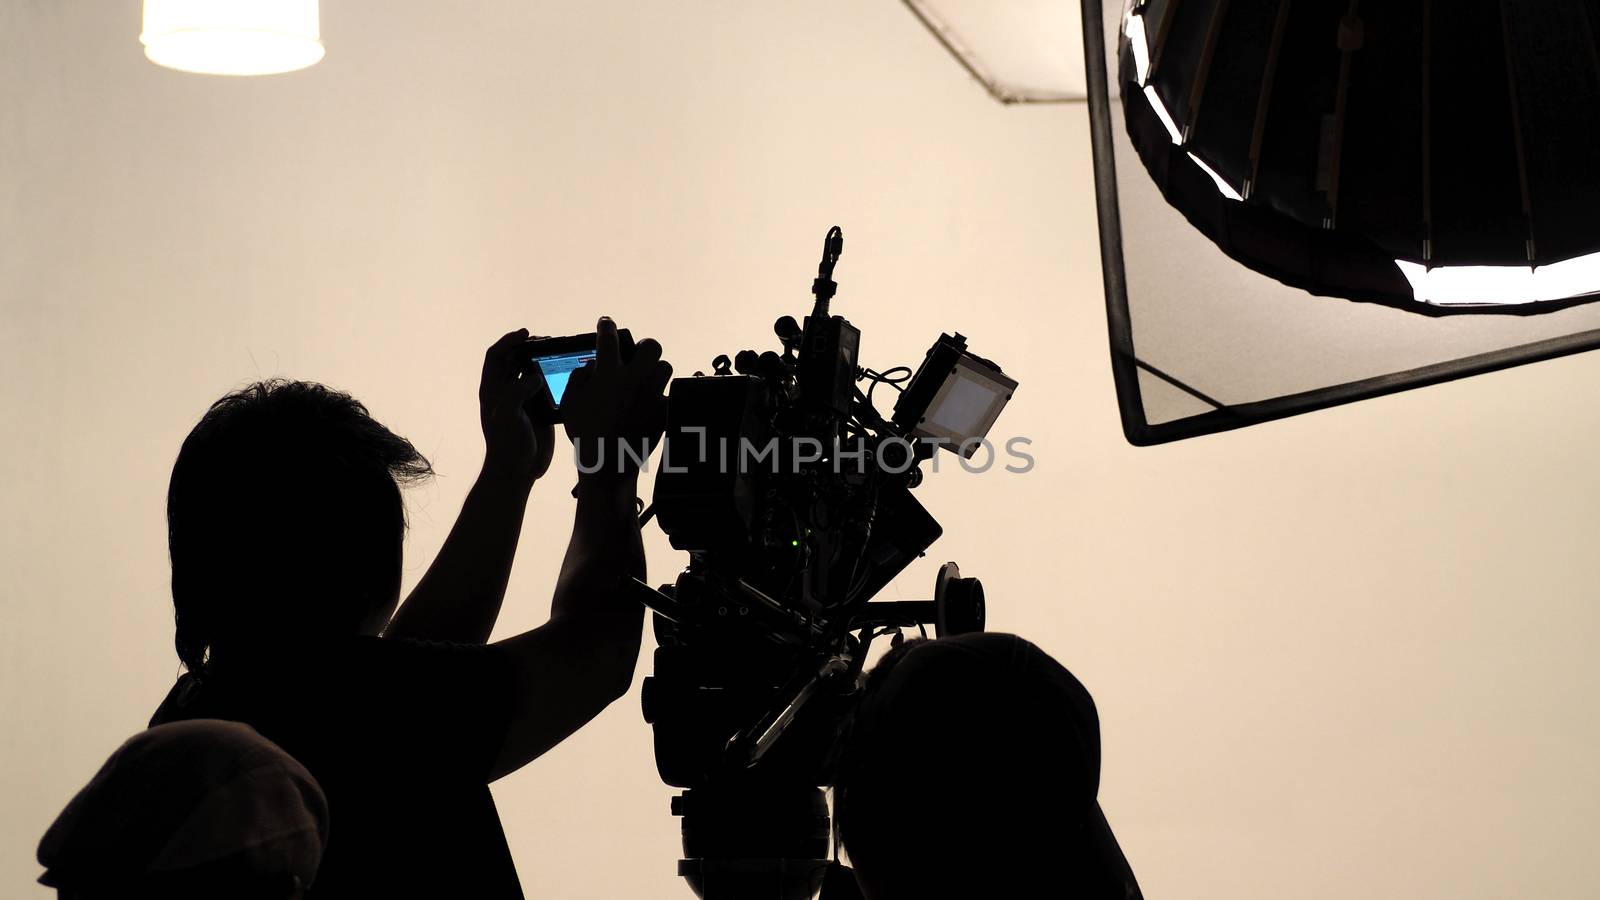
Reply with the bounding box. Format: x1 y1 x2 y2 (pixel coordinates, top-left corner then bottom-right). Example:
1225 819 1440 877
487 316 671 780
385 329 555 644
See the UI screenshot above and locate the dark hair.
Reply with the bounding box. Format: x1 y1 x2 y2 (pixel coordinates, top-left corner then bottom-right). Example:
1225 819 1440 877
167 380 433 673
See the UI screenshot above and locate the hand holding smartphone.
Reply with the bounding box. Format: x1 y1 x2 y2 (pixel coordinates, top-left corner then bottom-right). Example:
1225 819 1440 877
521 329 636 422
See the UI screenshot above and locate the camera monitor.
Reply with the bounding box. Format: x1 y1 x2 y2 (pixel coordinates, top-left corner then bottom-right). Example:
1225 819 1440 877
893 333 1017 457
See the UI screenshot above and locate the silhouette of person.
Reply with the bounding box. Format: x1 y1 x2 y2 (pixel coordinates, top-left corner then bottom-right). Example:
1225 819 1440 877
831 632 1143 900
144 317 668 898
37 718 329 899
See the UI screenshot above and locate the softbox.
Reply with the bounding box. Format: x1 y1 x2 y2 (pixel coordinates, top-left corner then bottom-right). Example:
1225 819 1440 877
1084 0 1600 445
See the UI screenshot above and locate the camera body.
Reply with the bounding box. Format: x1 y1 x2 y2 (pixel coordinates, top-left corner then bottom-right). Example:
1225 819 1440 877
631 229 1013 898
646 358 945 787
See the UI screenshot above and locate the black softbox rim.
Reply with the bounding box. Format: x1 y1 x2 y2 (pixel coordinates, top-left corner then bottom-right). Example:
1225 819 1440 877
1083 0 1600 447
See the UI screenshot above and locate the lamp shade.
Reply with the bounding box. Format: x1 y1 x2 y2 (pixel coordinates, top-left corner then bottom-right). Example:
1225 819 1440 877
141 0 324 76
1084 0 1600 444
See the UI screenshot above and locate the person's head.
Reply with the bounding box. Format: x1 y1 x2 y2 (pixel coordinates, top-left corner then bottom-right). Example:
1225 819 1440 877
166 380 432 672
833 632 1138 899
38 719 330 899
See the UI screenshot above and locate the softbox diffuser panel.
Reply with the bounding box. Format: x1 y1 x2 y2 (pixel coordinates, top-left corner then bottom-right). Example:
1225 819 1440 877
1086 0 1600 445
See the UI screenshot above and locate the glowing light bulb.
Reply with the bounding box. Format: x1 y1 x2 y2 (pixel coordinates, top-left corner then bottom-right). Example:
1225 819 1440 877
141 0 324 76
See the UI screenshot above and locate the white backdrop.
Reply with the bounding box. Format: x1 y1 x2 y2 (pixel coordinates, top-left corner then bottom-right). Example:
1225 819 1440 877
4 2 1600 898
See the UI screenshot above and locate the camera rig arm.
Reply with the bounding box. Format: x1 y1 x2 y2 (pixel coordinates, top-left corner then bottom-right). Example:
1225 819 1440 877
723 652 853 771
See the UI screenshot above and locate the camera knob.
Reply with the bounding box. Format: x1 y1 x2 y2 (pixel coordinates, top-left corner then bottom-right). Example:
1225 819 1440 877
640 675 660 724
774 315 803 351
934 562 986 637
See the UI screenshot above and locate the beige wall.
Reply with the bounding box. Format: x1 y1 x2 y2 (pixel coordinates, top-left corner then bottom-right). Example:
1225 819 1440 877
5 2 1599 898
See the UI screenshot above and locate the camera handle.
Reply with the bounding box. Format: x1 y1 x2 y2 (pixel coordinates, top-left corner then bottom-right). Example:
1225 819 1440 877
624 577 689 623
810 225 844 318
722 652 853 771
845 563 987 638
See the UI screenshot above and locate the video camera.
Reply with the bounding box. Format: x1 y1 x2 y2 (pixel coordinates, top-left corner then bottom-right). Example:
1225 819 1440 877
629 227 1018 899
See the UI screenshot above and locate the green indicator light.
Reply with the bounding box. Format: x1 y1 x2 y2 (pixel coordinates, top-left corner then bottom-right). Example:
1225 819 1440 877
791 540 800 546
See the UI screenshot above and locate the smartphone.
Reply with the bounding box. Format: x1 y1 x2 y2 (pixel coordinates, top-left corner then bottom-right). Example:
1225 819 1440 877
522 329 634 420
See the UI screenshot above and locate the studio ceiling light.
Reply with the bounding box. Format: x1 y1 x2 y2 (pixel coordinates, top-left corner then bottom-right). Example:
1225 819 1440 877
1117 0 1600 314
1081 0 1600 444
141 0 324 76
907 1 1600 443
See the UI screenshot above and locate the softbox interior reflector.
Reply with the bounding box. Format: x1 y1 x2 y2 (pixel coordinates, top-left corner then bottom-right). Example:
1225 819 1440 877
1085 0 1600 445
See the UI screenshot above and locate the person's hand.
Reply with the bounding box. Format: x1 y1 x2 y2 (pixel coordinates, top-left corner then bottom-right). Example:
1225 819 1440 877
480 328 556 485
561 317 671 485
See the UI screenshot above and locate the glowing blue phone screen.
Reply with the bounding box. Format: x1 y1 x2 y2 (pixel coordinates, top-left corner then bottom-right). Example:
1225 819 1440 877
535 350 595 405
